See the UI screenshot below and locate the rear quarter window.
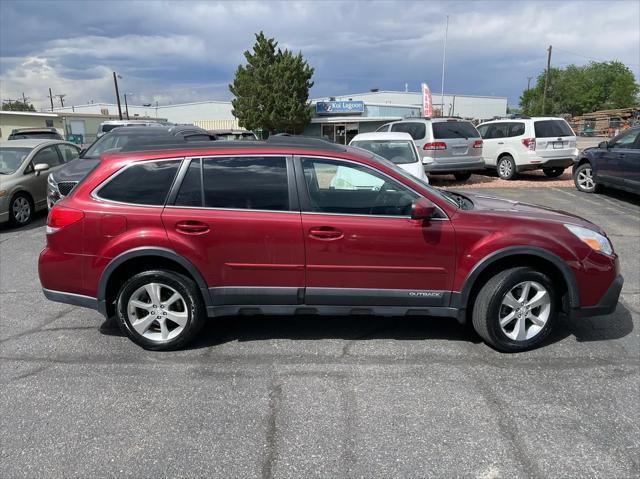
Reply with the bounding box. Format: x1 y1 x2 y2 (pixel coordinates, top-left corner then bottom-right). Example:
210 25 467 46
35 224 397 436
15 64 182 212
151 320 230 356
534 120 574 138
391 122 426 140
97 160 180 205
432 121 480 139
508 122 526 137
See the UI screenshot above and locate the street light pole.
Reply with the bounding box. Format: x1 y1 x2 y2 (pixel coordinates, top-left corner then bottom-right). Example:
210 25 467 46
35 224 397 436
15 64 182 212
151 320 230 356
124 93 130 120
113 72 123 120
440 15 449 117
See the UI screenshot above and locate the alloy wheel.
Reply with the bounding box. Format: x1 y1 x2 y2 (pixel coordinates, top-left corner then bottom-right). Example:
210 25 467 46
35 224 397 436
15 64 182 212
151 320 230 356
12 197 31 224
577 167 595 190
498 280 550 341
127 282 188 342
499 159 513 178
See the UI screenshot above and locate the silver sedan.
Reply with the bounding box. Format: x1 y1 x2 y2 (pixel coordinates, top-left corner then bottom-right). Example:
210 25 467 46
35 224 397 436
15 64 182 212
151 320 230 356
0 139 80 226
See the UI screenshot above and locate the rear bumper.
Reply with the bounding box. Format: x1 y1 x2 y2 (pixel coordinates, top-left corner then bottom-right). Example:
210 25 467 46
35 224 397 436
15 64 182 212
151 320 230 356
518 157 575 171
423 157 486 173
570 275 623 318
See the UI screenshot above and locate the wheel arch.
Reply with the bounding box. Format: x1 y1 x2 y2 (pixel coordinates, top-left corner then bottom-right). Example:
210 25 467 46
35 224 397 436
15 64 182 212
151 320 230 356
97 247 212 317
455 246 580 313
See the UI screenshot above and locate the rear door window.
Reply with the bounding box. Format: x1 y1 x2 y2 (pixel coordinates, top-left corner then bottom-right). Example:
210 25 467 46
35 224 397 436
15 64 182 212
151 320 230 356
201 156 289 211
390 122 426 140
32 145 63 167
534 120 574 138
432 121 480 139
98 160 181 205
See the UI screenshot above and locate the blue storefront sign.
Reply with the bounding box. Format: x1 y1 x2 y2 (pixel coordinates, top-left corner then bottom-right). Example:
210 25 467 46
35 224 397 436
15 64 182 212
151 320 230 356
316 101 365 115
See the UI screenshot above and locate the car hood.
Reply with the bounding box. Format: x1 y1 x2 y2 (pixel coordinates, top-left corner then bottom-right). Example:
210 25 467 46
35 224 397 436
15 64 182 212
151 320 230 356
51 158 100 183
462 191 602 232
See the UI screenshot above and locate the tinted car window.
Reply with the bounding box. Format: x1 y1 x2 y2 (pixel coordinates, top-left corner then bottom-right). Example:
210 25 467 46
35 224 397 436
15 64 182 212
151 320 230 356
9 132 63 140
202 156 289 211
534 120 573 137
477 124 490 138
609 128 640 149
351 140 418 164
32 145 62 167
301 157 417 216
484 123 509 139
0 147 31 174
391 122 426 140
174 159 203 207
57 144 80 162
98 160 180 205
432 121 480 139
508 122 526 137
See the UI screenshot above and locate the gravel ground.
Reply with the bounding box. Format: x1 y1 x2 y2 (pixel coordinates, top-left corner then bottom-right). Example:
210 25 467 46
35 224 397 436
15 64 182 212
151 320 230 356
431 169 575 189
1 187 638 479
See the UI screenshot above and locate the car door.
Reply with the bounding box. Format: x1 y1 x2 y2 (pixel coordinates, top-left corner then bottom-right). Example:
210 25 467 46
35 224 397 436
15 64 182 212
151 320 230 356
478 124 500 166
162 155 306 307
296 156 456 308
599 129 640 186
24 145 64 209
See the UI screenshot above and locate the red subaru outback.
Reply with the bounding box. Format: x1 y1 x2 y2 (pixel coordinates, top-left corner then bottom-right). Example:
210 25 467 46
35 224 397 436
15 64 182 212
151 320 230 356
38 137 623 352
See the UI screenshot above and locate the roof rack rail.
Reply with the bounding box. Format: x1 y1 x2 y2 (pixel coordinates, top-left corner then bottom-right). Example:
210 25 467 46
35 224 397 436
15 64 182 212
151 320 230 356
265 134 346 151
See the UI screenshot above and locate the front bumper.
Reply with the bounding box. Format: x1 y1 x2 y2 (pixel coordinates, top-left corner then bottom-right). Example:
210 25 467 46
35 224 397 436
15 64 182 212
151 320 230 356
570 275 624 318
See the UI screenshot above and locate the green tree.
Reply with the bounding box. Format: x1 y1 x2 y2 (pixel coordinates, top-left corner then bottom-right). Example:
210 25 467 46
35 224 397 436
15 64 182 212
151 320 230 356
1 100 36 112
520 61 639 116
229 32 314 134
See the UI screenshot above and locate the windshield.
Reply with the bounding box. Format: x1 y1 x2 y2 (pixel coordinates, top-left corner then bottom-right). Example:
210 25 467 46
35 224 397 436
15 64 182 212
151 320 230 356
0 147 31 174
351 140 418 164
83 133 137 159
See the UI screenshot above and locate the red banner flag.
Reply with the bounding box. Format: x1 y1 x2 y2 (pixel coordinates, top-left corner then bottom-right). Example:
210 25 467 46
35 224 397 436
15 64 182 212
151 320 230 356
422 83 432 117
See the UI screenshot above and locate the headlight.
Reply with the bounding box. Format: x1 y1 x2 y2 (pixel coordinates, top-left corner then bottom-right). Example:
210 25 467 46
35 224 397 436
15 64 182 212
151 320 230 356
564 224 613 255
47 173 57 189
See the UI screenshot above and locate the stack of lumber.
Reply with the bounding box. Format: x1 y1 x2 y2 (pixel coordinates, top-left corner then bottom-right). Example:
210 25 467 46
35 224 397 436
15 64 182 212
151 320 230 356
569 107 640 136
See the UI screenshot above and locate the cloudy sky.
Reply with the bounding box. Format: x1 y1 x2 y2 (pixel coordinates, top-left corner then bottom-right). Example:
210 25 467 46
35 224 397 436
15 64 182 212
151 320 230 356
1 0 638 110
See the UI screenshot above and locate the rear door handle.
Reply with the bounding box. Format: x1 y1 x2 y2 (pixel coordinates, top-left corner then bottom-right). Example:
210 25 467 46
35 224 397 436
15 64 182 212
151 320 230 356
498 142 504 145
175 220 210 235
309 226 344 240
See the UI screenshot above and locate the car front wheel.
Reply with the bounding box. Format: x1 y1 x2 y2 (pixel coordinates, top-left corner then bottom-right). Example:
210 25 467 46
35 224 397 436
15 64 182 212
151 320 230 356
115 270 206 350
472 267 556 352
9 193 33 226
574 163 601 193
497 155 517 180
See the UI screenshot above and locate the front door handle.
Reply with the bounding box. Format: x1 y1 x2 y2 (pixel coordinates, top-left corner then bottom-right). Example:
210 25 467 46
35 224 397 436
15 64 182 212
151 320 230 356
309 226 344 240
175 220 210 235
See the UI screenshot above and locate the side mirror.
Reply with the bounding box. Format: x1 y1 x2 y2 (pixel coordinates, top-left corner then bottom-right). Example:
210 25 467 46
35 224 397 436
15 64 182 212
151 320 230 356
411 197 436 221
34 163 50 176
598 141 608 149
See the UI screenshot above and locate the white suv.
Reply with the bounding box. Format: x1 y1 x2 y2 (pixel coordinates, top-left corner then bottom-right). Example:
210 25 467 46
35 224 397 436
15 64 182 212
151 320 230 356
477 117 578 180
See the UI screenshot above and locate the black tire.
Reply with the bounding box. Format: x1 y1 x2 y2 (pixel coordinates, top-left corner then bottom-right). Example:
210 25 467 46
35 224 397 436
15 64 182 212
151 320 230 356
497 155 517 180
573 162 601 193
115 270 206 350
453 172 472 181
8 192 34 226
471 267 557 352
543 167 565 178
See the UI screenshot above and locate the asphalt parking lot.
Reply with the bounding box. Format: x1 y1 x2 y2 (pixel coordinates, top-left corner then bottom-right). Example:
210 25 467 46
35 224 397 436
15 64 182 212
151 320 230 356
1 187 638 479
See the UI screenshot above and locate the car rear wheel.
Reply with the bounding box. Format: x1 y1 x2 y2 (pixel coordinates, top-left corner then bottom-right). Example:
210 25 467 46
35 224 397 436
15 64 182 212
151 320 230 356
115 270 206 350
453 172 472 181
9 193 33 226
542 167 565 178
573 163 601 193
497 155 517 180
472 267 556 352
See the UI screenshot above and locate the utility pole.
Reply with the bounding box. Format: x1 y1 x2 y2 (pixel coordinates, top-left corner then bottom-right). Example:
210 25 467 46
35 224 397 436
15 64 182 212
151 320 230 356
21 92 29 107
542 45 552 115
440 15 449 117
527 76 533 90
113 72 123 120
124 93 130 120
48 88 54 111
56 94 66 107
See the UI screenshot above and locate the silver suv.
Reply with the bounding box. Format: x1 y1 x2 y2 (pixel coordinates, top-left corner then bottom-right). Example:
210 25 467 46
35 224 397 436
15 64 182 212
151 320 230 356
377 118 484 181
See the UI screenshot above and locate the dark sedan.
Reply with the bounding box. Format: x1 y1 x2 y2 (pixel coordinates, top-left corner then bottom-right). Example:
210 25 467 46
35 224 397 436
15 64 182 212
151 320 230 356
573 126 640 195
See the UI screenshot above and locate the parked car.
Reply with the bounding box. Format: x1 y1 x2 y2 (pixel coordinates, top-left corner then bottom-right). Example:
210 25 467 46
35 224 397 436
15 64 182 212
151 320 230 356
96 120 166 138
573 126 640 194
376 118 483 181
7 127 63 141
47 124 214 208
0 139 80 226
39 136 622 353
477 117 578 180
208 129 258 141
349 132 429 183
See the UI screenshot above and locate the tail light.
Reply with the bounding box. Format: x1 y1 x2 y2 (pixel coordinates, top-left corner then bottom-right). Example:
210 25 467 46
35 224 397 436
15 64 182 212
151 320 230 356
473 139 483 148
423 142 447 150
47 205 84 234
522 138 536 150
